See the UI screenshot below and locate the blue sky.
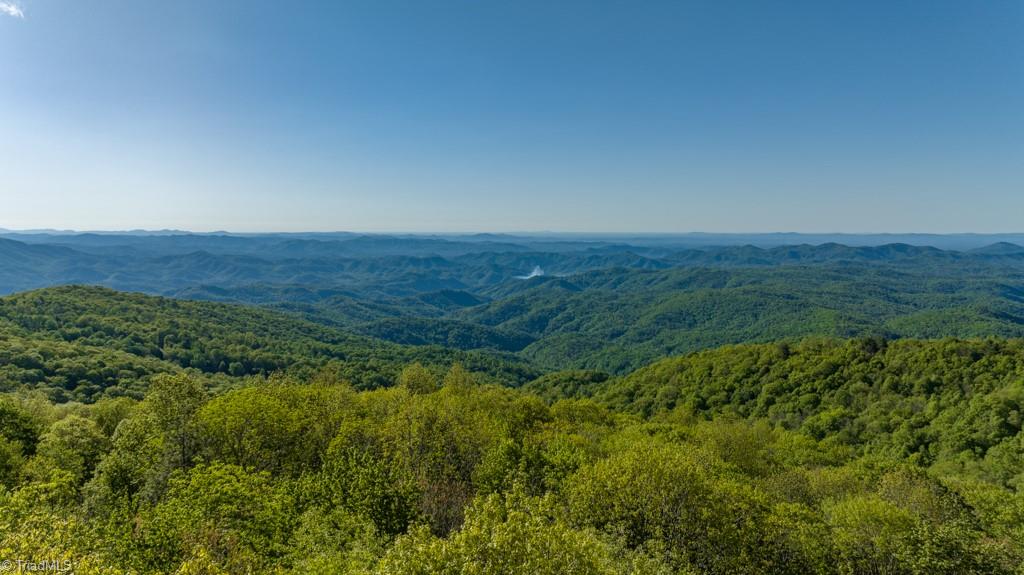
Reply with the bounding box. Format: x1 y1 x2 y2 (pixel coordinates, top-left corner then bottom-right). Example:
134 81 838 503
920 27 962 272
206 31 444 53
1 1 1021 232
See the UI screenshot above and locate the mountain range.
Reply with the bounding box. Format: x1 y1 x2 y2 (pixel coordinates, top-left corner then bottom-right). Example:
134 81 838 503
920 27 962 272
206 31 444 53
2 232 1024 374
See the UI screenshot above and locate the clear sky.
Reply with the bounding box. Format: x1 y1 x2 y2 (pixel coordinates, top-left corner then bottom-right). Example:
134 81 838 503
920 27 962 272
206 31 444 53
1 1 1021 233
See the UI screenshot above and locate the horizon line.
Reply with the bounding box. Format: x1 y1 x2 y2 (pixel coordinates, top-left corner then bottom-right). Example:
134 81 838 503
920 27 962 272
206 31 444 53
3 228 1024 237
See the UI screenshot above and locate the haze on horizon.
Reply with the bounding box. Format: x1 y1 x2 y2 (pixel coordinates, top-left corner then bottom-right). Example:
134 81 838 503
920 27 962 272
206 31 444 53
1 1 1021 233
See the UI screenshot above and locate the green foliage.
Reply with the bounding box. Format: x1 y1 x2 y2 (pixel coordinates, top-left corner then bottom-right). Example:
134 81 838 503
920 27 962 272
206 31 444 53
0 397 44 454
287 506 384 573
135 463 295 573
0 436 26 489
462 264 1024 372
5 240 1024 573
375 489 672 575
146 373 207 472
197 386 303 473
84 409 164 508
0 287 1023 574
87 396 138 437
565 438 773 573
316 442 421 537
355 317 534 352
0 376 1021 574
398 362 439 394
0 286 541 400
442 362 476 391
600 337 1024 486
31 415 110 484
522 369 610 401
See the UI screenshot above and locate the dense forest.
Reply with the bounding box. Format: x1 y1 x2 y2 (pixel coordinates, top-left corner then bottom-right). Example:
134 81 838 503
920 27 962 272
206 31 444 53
4 233 1024 374
0 234 1023 573
2 354 1022 573
0 286 538 401
463 264 1024 372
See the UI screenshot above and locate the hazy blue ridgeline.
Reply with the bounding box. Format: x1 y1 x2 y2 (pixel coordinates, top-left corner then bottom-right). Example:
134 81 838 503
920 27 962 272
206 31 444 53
2 231 1024 376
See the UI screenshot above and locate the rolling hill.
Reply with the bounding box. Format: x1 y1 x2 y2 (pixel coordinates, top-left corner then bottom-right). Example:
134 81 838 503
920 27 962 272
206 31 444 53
0 286 541 401
4 233 1024 376
462 264 1024 372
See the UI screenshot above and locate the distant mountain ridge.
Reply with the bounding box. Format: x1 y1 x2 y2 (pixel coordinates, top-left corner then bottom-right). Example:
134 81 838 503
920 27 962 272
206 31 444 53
2 232 1023 297
3 233 1024 374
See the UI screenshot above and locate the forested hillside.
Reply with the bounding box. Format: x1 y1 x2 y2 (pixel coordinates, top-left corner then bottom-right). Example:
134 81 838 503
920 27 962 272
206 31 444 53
464 265 1024 371
1 236 1023 573
0 286 538 400
4 233 1024 375
594 337 1024 488
1 360 1022 574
